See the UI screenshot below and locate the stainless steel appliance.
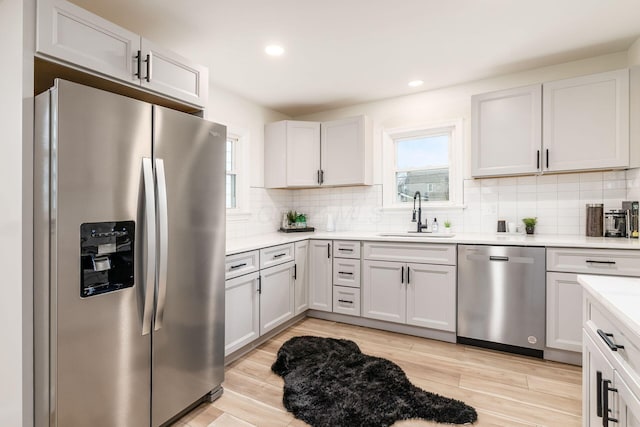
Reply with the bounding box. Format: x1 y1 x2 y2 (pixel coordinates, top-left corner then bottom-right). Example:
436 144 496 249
604 209 629 237
34 80 226 427
457 245 546 357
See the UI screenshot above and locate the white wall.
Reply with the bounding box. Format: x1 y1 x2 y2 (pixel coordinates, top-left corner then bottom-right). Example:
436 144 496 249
281 52 638 235
205 83 295 239
0 0 26 425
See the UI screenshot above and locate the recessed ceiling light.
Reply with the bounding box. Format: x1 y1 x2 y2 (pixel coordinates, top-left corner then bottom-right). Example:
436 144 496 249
408 80 424 88
265 45 285 56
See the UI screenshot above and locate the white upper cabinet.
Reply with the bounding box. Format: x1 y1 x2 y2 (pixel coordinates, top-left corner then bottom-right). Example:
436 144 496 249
37 0 208 108
543 69 629 172
264 116 372 189
37 0 140 84
471 69 630 177
471 84 542 177
321 116 372 186
264 121 321 188
139 38 208 108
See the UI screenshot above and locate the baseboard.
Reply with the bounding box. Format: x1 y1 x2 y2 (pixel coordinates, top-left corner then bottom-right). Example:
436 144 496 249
544 347 582 366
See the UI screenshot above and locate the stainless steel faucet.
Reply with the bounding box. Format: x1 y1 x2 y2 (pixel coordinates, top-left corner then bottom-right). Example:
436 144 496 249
411 191 428 232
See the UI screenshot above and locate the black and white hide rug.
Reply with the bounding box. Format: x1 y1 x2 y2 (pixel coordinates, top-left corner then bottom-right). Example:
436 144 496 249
271 336 477 426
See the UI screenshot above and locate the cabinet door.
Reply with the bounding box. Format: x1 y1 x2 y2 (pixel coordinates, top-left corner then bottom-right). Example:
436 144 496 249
259 261 295 335
287 121 321 187
224 272 260 355
543 69 629 172
140 38 208 108
321 116 372 186
471 84 542 177
308 240 333 312
616 372 640 427
37 0 140 83
294 240 309 315
406 263 456 332
362 260 405 323
584 331 616 427
546 272 583 352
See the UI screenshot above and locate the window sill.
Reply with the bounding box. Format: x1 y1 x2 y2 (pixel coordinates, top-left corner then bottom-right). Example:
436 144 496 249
226 210 252 222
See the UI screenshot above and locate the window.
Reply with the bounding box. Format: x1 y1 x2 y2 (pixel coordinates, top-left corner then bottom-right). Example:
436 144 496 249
226 136 238 209
383 120 462 208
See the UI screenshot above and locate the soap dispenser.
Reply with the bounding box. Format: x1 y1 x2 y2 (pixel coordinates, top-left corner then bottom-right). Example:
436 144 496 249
432 218 438 232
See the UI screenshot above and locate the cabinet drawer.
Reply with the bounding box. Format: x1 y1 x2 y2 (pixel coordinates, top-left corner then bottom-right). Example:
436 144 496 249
333 258 361 288
548 248 640 277
333 286 361 316
225 250 259 280
363 242 456 265
260 243 294 269
334 240 361 259
587 301 640 395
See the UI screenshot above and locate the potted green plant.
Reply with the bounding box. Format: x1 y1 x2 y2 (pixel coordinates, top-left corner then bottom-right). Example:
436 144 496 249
443 220 452 233
286 210 298 228
522 217 537 235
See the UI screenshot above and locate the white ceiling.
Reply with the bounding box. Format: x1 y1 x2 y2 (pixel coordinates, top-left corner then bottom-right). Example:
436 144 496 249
71 0 640 116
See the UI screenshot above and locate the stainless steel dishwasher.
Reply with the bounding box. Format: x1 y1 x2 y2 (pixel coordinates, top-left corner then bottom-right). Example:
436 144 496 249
457 244 546 357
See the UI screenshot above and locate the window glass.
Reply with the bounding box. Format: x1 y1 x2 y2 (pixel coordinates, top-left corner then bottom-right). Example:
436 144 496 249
394 133 450 203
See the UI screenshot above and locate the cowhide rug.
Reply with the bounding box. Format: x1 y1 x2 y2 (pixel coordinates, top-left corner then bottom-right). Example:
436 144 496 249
271 336 477 426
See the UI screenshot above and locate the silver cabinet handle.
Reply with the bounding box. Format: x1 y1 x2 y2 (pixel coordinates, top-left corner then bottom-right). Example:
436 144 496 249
154 158 168 331
141 158 156 336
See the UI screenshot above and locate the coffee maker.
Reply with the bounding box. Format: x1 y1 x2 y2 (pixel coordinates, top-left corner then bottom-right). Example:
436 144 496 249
604 209 628 237
622 201 639 238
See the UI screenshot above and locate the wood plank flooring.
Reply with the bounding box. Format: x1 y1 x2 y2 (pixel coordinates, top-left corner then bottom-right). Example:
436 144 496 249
174 318 582 427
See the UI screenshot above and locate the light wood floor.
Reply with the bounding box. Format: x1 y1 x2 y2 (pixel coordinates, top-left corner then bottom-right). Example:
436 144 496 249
174 318 582 427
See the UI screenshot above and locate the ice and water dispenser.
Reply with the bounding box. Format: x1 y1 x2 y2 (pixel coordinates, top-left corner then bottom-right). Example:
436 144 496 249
80 221 135 297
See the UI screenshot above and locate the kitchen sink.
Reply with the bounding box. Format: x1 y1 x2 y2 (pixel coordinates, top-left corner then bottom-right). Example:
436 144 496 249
377 232 455 238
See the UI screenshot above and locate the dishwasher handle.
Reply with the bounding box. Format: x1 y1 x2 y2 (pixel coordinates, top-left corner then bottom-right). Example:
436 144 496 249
489 256 509 262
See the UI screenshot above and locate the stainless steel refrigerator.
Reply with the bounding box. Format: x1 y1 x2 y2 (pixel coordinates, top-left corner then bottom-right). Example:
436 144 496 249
34 79 226 427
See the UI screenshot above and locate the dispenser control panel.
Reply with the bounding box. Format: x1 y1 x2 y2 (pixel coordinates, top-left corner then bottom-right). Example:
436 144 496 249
80 221 134 297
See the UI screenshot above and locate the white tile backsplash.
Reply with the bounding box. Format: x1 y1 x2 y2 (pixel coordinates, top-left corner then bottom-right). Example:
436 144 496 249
227 168 640 238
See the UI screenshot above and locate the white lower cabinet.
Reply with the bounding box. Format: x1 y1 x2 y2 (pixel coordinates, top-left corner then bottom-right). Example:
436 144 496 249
617 372 640 427
546 272 583 352
259 261 295 335
308 240 333 312
294 241 309 315
406 263 456 332
224 272 260 356
584 332 616 426
362 258 456 332
333 286 361 316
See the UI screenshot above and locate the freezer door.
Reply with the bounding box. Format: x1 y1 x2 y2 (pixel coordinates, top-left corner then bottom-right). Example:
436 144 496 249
151 106 226 426
37 80 153 426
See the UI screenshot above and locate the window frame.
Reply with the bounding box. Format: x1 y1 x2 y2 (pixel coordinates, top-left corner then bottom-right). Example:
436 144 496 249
224 127 250 220
382 119 463 209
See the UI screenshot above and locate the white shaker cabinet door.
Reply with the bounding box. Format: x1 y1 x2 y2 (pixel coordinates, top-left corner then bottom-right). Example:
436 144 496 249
543 69 629 172
406 263 456 332
308 240 333 312
37 0 140 84
471 84 542 177
140 38 208 108
546 272 583 352
583 332 616 427
259 261 295 335
224 272 260 356
294 240 309 315
362 260 405 324
321 116 372 186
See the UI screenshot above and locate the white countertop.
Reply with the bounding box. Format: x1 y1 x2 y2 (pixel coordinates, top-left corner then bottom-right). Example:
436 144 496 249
226 230 640 255
578 275 640 345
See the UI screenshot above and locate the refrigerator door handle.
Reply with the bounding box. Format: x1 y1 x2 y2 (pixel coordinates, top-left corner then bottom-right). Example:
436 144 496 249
142 158 156 335
154 158 169 331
